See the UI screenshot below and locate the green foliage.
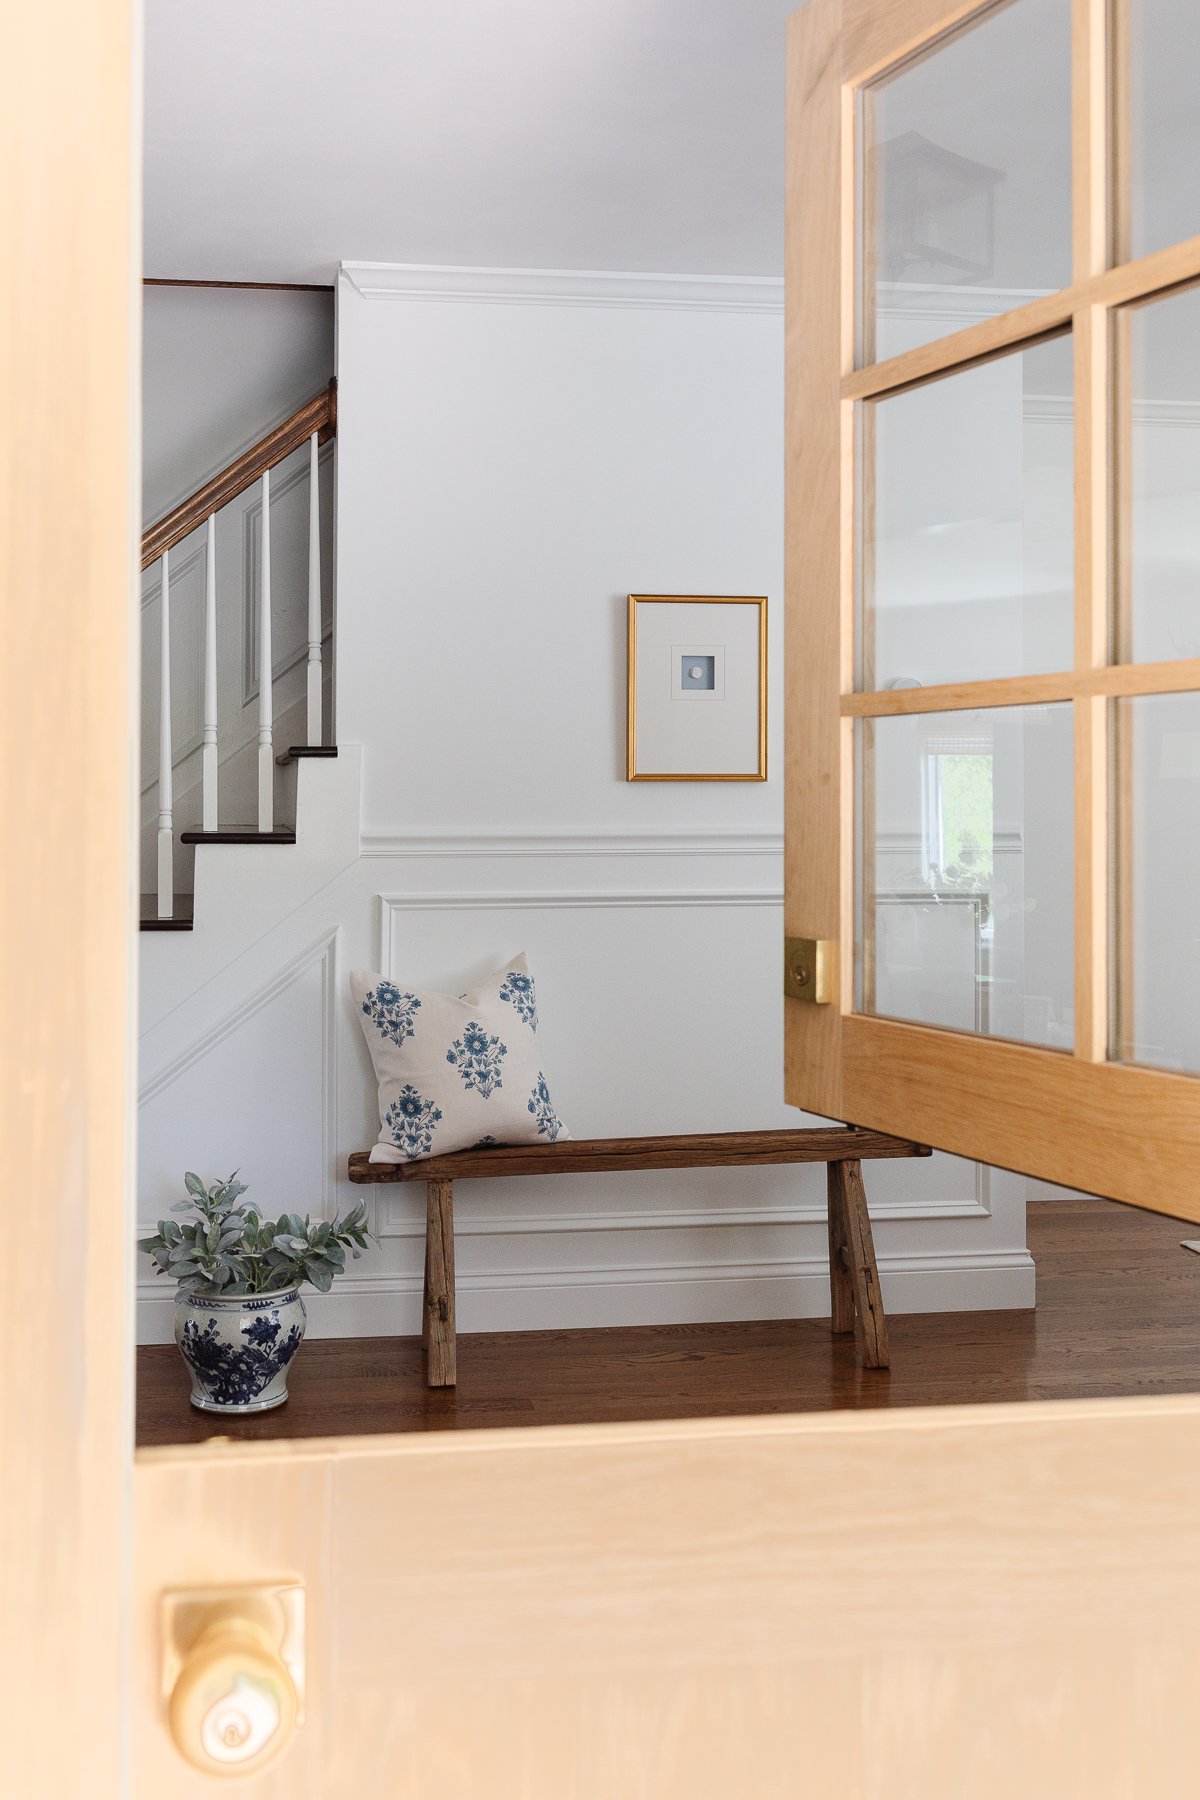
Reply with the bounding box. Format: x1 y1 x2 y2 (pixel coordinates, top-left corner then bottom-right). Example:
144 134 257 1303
936 753 994 887
138 1172 371 1299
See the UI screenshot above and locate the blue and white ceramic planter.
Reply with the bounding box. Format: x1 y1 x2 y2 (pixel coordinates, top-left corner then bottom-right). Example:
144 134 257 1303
175 1287 307 1414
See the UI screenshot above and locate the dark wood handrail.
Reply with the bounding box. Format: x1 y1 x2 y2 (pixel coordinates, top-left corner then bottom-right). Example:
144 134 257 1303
140 378 336 571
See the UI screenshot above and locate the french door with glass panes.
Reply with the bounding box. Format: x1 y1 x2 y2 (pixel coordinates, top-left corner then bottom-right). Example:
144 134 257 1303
785 0 1200 1217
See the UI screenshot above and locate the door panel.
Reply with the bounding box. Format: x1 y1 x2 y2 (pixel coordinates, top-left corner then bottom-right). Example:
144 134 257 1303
1 0 138 1793
17 1 1200 1791
785 0 1200 1217
134 1401 1200 1796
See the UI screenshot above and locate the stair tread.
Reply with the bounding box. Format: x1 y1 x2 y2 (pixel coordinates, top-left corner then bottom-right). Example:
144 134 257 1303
139 896 194 931
180 828 297 845
276 744 338 765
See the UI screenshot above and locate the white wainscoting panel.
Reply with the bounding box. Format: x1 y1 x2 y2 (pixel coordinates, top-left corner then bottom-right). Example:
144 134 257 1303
138 930 339 1300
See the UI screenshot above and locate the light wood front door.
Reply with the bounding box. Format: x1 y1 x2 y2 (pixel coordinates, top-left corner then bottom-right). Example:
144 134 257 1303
785 0 1200 1219
11 3 1200 1796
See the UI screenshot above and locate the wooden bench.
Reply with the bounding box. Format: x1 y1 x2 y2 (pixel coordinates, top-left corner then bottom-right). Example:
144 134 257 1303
347 1127 930 1388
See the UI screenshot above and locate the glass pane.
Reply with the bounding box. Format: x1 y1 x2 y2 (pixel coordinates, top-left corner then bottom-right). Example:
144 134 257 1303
1111 693 1200 1072
1115 284 1200 664
1122 0 1200 263
856 704 1074 1050
859 0 1072 362
860 335 1074 689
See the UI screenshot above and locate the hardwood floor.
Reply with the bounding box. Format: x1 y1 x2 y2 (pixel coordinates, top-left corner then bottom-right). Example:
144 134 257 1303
136 1199 1200 1447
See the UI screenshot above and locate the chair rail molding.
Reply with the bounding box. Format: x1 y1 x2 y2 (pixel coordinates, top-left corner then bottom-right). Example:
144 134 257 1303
359 827 785 860
339 261 785 314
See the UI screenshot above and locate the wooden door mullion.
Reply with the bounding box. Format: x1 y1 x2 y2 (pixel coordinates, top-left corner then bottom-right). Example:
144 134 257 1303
1109 304 1135 1061
1071 0 1111 1063
784 0 847 1122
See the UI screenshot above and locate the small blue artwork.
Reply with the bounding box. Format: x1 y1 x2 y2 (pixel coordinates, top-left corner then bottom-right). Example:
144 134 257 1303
680 654 716 691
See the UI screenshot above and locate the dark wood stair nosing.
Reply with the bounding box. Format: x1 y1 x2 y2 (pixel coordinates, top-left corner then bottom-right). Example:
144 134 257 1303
179 829 297 845
276 745 339 765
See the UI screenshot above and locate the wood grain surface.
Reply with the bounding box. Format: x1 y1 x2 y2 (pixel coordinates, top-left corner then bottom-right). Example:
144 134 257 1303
348 1127 929 1185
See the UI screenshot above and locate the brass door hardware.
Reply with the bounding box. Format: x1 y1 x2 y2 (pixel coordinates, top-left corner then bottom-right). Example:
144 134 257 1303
784 937 834 1004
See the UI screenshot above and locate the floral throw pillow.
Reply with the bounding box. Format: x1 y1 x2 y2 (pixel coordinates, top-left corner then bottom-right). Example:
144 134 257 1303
351 953 570 1165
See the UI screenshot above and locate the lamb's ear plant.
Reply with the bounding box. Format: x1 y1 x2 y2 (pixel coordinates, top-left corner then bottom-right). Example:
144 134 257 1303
139 1171 371 1297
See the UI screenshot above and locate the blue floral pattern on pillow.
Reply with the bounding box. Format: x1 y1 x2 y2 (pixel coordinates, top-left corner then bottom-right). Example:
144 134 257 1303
499 969 538 1031
527 1072 564 1141
362 981 422 1048
446 1022 507 1098
384 1083 443 1159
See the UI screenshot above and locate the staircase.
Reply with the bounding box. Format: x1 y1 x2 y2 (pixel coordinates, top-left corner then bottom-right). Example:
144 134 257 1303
140 381 338 931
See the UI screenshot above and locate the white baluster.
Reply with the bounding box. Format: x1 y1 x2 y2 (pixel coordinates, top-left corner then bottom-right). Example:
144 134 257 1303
157 547 174 917
202 513 218 830
257 468 273 831
306 429 322 746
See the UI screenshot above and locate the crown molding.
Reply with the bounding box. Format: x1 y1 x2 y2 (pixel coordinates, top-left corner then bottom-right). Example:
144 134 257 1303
339 261 784 315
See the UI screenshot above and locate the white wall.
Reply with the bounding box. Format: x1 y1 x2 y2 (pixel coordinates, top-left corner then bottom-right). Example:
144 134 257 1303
143 284 333 525
335 268 785 839
135 263 1035 1342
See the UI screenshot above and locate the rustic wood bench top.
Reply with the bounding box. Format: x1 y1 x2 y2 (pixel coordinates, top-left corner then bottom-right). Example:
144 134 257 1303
347 1126 923 1388
347 1126 929 1185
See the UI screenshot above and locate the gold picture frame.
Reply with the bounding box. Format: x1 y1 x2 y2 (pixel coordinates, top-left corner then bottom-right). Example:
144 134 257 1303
626 594 768 782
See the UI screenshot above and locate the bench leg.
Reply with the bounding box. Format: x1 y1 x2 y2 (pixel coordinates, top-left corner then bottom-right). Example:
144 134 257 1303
423 1177 456 1388
827 1159 890 1370
826 1163 857 1337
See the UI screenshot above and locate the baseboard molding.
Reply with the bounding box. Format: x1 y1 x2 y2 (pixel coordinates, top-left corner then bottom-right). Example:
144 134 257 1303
136 1247 1034 1343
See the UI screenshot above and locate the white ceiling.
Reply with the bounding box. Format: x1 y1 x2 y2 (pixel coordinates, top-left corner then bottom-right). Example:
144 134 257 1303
143 0 798 284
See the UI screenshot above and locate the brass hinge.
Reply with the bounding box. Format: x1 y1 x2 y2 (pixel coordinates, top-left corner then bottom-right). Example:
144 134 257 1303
783 936 834 1004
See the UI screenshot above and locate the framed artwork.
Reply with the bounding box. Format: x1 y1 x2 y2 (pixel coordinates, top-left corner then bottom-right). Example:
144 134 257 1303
626 594 767 781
